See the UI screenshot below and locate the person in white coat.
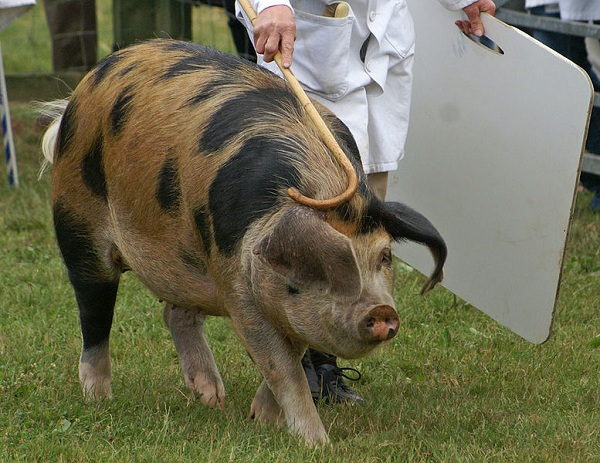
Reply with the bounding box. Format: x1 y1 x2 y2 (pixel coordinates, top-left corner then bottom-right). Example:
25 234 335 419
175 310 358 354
238 0 496 198
236 0 497 403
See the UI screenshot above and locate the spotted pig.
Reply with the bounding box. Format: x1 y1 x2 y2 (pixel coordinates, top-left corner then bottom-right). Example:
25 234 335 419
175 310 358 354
41 39 447 445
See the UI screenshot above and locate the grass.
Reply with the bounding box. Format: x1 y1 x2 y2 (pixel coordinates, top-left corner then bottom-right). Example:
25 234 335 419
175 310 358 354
0 104 599 462
0 3 599 462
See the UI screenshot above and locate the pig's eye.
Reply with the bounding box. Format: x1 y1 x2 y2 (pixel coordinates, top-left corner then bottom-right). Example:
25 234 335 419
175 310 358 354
287 285 300 296
379 248 392 269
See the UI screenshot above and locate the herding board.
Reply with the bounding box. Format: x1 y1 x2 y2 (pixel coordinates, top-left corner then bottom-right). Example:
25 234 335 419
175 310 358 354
388 0 593 344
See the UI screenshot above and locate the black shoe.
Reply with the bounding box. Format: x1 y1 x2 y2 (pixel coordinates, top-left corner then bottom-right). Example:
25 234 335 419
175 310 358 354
301 351 364 404
301 350 321 400
315 363 364 404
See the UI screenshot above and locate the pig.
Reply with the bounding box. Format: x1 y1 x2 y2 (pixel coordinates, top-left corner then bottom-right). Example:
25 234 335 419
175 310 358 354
40 39 447 445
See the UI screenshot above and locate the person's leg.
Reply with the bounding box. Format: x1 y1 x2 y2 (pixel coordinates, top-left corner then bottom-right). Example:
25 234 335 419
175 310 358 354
302 349 364 403
44 0 97 72
585 36 600 87
529 7 590 69
367 172 389 201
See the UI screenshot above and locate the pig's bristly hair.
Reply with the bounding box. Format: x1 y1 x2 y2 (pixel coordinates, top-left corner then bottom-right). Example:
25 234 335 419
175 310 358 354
38 99 69 178
38 40 445 294
377 201 447 295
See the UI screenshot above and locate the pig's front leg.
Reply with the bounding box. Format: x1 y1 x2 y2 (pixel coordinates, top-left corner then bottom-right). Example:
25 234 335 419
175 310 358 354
231 312 329 445
163 303 226 410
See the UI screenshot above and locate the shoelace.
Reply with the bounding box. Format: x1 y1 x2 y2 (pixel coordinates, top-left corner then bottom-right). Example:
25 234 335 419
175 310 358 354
318 365 362 385
334 366 362 382
313 364 364 402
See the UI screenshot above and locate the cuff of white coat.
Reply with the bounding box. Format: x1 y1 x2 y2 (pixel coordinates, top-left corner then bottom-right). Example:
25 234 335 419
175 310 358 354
438 0 480 11
250 0 293 14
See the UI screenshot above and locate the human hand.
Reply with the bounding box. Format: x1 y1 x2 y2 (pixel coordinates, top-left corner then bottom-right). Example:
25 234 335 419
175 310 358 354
253 5 296 68
455 0 496 37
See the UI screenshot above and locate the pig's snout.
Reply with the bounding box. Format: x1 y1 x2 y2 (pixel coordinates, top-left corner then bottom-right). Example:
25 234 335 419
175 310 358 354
361 305 399 342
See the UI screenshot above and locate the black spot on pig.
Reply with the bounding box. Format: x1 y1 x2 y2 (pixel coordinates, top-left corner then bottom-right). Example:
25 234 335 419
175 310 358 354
287 285 300 296
119 63 139 77
56 98 78 157
91 52 123 87
111 85 135 135
161 43 240 79
199 88 301 154
209 136 301 256
81 133 107 201
184 84 226 108
163 55 210 79
336 201 361 226
327 116 363 170
352 200 383 235
156 156 181 213
193 205 213 256
184 70 256 108
53 200 103 282
54 201 118 349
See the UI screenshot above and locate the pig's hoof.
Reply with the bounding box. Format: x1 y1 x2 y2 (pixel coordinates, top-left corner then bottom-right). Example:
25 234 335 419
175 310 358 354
248 401 285 427
81 377 113 401
80 363 113 400
300 428 331 446
289 419 331 446
248 386 285 426
186 374 226 410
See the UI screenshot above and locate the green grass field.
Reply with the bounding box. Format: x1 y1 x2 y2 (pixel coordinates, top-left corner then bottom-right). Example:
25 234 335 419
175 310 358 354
0 103 599 463
0 3 599 462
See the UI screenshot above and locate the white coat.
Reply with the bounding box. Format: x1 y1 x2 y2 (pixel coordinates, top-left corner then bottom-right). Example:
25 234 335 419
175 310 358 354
237 0 480 174
558 0 600 21
525 0 600 20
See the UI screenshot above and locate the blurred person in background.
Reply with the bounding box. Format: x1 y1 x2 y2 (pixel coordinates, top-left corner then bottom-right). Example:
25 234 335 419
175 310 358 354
526 0 600 211
44 0 97 72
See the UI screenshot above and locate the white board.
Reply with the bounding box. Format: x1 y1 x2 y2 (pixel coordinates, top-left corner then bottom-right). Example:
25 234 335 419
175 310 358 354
389 0 593 344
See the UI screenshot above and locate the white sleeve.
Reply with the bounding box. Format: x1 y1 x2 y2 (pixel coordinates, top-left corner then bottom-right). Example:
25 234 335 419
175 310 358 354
437 0 478 11
242 0 293 14
524 0 555 7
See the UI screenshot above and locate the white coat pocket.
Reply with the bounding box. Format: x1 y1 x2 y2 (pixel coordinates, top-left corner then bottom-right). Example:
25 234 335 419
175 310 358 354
291 9 354 100
382 1 415 59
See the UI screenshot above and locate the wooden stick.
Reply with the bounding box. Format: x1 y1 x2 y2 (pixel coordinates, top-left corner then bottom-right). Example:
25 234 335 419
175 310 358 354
237 0 358 210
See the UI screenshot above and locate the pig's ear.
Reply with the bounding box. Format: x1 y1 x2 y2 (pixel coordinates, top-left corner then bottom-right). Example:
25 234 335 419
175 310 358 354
380 201 447 295
253 206 362 302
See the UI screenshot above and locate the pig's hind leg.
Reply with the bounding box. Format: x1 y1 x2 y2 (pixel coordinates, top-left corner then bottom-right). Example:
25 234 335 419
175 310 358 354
53 203 120 400
76 280 118 400
163 303 226 410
